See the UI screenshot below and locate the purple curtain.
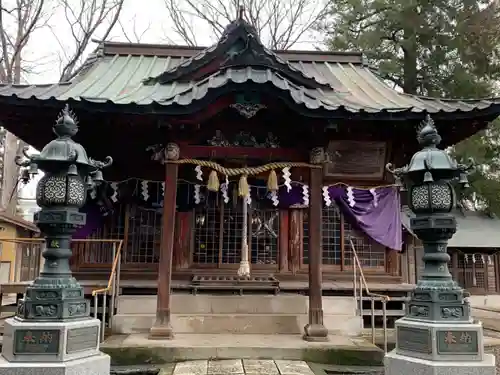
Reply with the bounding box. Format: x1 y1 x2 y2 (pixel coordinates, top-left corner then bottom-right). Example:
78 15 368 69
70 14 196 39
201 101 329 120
277 184 307 207
327 185 402 251
73 204 103 239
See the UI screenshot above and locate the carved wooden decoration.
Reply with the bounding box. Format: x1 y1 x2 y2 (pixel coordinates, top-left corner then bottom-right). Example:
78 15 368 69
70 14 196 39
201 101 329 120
324 140 388 180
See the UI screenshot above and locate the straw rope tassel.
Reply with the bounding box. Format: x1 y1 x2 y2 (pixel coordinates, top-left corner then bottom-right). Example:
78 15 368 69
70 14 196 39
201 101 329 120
238 175 249 197
207 170 220 191
267 169 278 192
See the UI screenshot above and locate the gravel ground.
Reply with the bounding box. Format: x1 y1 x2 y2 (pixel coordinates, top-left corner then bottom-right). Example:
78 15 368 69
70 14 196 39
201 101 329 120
485 347 500 374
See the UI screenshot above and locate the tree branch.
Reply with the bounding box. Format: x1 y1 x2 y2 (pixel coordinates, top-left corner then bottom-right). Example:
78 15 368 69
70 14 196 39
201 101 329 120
163 0 327 49
58 0 125 82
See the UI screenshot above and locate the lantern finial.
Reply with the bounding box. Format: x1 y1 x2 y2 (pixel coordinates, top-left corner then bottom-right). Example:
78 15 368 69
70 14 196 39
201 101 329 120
54 104 79 138
417 114 441 148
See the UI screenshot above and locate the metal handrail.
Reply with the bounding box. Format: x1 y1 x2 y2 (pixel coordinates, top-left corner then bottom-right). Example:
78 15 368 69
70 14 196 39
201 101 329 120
91 240 123 342
349 237 390 353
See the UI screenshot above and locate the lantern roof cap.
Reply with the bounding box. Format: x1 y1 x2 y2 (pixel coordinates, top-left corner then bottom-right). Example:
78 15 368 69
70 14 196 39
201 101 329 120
34 105 94 169
15 105 113 176
405 115 458 175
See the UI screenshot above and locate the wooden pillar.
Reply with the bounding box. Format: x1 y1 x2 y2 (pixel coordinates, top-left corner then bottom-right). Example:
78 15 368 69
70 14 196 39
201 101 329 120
174 212 192 269
279 210 289 273
289 209 301 273
303 148 328 342
386 248 400 276
149 143 179 340
487 254 496 293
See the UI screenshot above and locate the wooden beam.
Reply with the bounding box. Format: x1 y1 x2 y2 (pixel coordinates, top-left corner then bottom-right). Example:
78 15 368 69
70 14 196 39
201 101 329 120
179 143 305 161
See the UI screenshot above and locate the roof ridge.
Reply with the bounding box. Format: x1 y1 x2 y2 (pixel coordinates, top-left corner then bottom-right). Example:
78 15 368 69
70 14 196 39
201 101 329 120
100 40 364 62
142 19 332 90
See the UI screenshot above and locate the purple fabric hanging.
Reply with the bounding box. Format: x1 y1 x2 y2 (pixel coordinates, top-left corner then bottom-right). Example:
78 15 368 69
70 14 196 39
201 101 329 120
277 184 305 207
327 185 402 251
73 204 103 239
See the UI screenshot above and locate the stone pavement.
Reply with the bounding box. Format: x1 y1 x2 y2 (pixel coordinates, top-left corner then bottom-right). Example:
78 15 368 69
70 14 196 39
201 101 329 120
161 359 316 375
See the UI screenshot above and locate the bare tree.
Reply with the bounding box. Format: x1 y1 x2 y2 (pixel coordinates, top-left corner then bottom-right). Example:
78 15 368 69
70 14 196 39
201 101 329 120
163 0 328 49
118 14 151 44
0 1 51 214
0 0 49 84
0 1 127 214
57 0 125 82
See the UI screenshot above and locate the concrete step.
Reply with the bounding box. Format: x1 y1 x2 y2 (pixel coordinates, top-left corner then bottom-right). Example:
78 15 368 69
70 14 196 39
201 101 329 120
112 312 363 335
100 334 384 366
117 294 357 315
114 294 362 336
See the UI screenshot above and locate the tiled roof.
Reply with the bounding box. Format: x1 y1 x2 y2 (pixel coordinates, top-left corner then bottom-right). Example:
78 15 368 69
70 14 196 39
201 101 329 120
402 206 500 249
0 212 39 233
0 41 499 117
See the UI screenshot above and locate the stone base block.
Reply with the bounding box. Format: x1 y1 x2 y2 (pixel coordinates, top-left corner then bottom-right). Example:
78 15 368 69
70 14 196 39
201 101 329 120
394 317 486 361
2 317 101 362
0 352 110 375
385 351 495 375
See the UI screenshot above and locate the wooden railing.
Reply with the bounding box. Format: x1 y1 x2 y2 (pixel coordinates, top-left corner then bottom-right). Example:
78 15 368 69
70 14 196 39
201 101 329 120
0 238 44 282
0 238 123 282
71 239 119 270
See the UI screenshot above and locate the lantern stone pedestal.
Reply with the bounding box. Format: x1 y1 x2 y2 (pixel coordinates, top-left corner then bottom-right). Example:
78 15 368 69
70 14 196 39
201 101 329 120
385 318 495 375
385 115 495 375
0 318 109 375
0 105 112 375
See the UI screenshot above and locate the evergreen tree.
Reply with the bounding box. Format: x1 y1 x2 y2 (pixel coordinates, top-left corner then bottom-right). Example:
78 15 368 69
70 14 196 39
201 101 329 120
321 0 500 214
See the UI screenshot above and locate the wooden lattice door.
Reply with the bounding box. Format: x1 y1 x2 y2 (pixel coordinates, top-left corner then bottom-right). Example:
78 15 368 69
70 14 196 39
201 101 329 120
453 252 488 294
192 197 279 268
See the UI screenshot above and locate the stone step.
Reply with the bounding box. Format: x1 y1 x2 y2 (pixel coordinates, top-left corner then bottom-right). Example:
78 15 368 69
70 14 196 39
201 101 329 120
116 294 357 315
101 334 384 366
112 313 363 335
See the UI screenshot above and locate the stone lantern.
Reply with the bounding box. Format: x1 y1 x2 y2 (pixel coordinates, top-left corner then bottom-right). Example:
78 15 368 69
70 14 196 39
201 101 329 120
0 105 113 375
384 115 494 375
